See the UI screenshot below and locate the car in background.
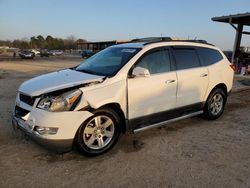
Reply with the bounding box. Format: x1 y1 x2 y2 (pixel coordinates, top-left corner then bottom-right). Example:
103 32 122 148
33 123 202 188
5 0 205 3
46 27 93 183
31 49 40 56
50 50 63 56
81 49 94 58
40 49 51 57
19 50 35 59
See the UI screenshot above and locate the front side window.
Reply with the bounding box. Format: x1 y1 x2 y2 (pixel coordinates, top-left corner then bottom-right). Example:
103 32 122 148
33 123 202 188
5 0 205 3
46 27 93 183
196 47 223 66
173 48 200 70
76 47 141 76
136 49 171 74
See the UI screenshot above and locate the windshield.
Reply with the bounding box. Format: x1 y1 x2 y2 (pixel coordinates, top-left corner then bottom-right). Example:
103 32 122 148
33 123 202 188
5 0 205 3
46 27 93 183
75 47 141 76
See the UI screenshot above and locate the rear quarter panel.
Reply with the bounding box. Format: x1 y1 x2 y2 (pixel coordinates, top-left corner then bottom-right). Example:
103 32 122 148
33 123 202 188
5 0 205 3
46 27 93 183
205 58 234 100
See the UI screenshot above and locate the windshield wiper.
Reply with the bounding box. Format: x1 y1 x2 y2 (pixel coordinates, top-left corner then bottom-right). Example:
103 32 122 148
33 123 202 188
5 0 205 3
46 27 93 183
75 69 95 74
75 69 105 76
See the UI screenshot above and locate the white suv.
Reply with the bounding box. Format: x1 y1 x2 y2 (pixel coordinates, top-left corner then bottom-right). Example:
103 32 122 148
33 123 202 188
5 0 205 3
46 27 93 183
12 40 234 156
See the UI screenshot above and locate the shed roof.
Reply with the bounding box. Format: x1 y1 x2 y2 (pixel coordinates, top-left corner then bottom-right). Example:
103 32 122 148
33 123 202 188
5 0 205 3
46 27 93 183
212 12 250 26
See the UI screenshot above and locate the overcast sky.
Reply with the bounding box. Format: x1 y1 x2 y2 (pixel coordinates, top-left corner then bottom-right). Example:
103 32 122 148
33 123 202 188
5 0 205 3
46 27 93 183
0 0 250 50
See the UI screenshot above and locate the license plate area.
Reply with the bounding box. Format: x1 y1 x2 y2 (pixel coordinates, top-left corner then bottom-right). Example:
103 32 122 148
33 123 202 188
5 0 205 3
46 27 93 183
12 116 32 132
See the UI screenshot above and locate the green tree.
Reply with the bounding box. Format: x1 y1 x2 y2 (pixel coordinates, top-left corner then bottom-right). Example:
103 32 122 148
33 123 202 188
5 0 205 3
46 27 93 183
64 35 77 49
30 36 38 49
20 41 30 49
45 35 54 49
37 35 45 49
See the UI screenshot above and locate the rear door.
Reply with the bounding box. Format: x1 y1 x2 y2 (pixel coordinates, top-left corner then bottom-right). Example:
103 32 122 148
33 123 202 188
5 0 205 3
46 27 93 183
172 46 209 108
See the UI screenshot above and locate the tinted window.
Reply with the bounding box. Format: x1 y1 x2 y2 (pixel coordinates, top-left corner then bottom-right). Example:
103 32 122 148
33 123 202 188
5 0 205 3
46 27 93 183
223 51 232 61
173 48 200 70
136 49 171 74
197 47 223 66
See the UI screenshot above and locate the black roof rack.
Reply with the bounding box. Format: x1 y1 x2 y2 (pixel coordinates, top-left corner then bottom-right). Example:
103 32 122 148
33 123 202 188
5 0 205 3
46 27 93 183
131 37 214 46
131 37 172 43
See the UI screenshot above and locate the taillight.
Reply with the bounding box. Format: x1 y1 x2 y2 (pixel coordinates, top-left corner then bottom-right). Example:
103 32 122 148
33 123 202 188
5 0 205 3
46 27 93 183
230 64 235 71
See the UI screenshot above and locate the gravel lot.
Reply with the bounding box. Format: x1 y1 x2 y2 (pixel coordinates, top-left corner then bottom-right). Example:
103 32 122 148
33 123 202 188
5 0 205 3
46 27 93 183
0 59 250 188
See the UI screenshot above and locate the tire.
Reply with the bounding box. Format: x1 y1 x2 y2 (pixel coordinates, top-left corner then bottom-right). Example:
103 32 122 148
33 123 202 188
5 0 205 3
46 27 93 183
75 107 121 156
204 88 227 120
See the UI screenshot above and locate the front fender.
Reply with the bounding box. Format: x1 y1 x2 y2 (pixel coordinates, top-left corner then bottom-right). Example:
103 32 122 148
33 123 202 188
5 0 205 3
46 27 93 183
81 80 127 117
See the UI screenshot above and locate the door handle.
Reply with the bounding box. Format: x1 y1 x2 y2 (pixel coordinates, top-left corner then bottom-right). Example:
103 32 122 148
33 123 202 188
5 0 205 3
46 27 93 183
165 79 176 84
200 73 208 77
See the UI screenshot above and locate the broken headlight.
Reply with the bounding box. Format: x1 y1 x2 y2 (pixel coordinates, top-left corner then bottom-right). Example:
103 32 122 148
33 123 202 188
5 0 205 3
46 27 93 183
37 89 82 112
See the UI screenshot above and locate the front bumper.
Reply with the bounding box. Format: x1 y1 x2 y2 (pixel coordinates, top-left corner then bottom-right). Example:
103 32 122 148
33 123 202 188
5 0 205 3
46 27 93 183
12 101 93 153
12 115 73 153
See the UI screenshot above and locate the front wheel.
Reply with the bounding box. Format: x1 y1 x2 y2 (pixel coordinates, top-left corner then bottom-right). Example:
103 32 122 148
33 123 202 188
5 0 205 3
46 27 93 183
75 107 121 156
204 88 227 120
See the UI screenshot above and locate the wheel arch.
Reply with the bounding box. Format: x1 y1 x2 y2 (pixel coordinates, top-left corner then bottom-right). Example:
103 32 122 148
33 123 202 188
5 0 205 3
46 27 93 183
98 103 127 134
206 83 228 103
203 83 228 120
211 83 228 96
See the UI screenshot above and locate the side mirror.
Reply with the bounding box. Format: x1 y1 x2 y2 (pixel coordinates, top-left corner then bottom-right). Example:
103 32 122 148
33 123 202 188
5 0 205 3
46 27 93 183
132 67 150 77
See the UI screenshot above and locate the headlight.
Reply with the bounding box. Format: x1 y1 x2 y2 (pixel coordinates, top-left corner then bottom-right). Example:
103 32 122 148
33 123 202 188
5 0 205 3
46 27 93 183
37 89 82 112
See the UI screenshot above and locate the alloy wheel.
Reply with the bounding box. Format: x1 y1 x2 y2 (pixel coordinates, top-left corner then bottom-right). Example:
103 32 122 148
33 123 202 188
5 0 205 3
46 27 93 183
83 115 115 150
209 93 223 115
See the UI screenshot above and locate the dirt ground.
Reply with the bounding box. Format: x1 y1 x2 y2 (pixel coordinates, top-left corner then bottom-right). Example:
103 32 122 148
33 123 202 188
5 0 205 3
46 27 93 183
0 59 250 188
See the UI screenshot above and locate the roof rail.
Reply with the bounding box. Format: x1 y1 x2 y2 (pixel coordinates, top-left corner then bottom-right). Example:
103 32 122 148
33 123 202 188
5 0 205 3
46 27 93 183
130 37 214 46
182 40 214 46
131 37 172 43
146 40 214 46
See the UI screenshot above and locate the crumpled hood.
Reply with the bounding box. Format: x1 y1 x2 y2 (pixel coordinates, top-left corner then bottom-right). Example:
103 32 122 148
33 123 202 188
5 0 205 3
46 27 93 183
19 69 104 96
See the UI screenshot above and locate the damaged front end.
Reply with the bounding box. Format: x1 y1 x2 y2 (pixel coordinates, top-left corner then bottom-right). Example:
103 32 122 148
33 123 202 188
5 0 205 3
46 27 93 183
12 69 106 152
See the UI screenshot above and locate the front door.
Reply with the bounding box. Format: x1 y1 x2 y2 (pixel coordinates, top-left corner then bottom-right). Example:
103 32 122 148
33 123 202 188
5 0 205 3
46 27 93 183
128 47 177 120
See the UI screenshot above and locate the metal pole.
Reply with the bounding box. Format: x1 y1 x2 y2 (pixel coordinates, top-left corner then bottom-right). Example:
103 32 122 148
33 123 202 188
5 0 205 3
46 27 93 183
232 24 243 63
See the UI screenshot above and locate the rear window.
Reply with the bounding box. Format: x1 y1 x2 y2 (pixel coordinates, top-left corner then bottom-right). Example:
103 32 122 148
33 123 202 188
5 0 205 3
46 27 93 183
196 47 223 66
173 48 200 70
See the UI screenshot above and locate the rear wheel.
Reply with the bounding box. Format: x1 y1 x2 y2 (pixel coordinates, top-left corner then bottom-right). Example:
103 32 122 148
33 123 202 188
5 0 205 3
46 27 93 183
75 107 121 156
204 88 227 120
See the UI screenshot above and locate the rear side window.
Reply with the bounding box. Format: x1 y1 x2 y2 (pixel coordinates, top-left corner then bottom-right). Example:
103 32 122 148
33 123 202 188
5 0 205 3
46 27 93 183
173 48 200 70
196 47 223 66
